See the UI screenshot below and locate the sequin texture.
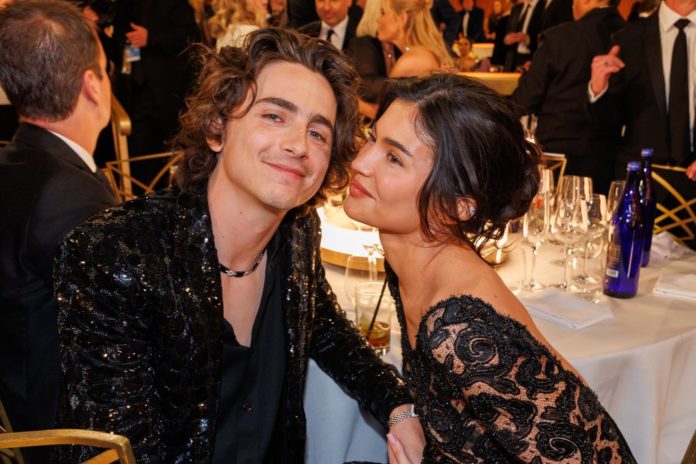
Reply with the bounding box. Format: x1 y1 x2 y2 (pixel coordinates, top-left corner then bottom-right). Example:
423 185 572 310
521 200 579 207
53 185 411 463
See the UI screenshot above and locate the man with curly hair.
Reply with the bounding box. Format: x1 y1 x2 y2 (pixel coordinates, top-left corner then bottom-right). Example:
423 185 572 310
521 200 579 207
54 27 424 463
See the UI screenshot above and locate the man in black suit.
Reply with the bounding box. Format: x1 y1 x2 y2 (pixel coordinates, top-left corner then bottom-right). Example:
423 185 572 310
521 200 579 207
512 0 625 194
590 0 696 179
503 0 546 70
111 0 200 157
460 0 485 42
298 0 360 51
0 2 116 462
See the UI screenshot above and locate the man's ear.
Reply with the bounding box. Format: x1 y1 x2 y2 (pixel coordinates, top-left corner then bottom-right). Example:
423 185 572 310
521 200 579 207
206 116 226 153
82 69 101 107
456 197 477 221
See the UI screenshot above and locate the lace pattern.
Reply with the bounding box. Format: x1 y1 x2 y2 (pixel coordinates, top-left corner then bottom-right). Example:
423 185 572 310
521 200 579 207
389 276 636 463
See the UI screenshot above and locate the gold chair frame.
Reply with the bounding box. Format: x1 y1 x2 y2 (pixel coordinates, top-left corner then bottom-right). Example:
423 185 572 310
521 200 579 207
110 94 132 196
651 164 696 245
103 151 183 203
0 399 23 464
0 430 135 464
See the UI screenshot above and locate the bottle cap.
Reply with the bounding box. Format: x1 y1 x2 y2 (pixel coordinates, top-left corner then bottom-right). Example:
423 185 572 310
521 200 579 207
627 161 641 171
640 148 654 158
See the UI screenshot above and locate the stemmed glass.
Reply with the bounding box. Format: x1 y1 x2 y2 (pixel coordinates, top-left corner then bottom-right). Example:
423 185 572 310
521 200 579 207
607 180 625 223
574 194 607 287
522 191 550 291
551 183 589 291
548 176 592 267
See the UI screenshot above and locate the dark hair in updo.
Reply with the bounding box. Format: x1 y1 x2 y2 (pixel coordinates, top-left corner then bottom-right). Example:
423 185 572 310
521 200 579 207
374 73 540 256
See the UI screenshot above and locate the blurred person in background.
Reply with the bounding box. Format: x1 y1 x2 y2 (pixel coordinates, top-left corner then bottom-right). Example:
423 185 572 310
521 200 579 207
299 0 361 50
512 0 625 194
486 0 503 40
210 0 268 48
501 0 545 71
0 2 115 462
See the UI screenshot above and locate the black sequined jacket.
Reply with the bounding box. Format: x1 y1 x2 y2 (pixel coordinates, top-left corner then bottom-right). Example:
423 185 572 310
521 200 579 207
53 185 410 463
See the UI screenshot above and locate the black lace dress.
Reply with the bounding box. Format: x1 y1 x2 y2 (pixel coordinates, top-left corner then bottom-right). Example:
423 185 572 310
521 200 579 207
389 278 636 463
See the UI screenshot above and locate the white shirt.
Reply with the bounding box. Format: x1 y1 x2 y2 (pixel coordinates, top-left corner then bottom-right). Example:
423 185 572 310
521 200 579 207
517 0 539 54
659 1 696 145
48 130 97 173
320 16 349 50
462 10 471 38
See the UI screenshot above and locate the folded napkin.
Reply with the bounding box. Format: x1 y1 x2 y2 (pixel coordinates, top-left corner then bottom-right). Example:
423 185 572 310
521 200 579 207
521 288 614 330
650 232 696 261
653 273 696 301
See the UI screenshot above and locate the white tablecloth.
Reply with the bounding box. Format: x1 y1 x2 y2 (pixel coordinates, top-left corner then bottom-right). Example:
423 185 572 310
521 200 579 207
304 241 696 464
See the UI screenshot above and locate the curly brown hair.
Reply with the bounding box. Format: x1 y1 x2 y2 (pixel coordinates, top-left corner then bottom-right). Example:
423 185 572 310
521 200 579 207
173 27 361 213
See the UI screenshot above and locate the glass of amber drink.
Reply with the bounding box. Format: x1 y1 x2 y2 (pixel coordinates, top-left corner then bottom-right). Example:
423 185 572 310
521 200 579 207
355 282 393 355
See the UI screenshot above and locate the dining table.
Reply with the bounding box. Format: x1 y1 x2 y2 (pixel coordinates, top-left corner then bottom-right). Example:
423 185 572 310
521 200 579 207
304 233 696 464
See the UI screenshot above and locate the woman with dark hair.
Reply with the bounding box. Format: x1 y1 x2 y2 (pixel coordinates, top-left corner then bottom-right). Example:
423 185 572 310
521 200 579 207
343 73 636 463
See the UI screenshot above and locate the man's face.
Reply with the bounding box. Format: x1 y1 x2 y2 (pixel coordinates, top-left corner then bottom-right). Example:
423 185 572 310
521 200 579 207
316 0 352 27
208 61 338 214
95 43 111 129
463 0 474 11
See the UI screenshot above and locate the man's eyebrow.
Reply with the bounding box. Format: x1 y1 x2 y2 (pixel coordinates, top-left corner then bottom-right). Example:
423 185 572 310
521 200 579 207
384 137 413 157
256 96 335 132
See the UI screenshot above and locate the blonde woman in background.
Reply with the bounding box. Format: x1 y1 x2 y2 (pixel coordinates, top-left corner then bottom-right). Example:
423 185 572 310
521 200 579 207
209 0 267 49
377 0 453 77
189 0 215 46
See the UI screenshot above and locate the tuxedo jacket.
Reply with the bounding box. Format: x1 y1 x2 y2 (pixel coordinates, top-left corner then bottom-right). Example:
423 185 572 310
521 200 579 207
504 0 546 70
512 7 626 192
112 0 200 132
594 12 694 171
0 124 115 444
298 15 360 51
461 7 485 43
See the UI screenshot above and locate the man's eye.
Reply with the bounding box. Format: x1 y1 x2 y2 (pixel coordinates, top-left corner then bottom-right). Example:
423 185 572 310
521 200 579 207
309 130 327 143
264 113 282 122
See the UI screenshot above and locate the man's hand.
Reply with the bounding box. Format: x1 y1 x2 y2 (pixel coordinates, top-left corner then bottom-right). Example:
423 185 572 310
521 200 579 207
686 160 696 181
590 45 624 96
126 22 148 48
387 406 424 464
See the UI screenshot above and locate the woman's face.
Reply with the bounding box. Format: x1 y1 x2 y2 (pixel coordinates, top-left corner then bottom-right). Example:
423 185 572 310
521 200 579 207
343 99 434 236
377 2 405 43
251 0 269 15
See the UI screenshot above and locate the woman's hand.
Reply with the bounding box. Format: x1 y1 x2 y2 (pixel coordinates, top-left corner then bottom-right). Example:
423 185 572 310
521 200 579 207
387 413 424 463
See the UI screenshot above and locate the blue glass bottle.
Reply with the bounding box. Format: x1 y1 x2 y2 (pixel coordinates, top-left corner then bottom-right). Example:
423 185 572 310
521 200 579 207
604 162 645 298
640 149 656 267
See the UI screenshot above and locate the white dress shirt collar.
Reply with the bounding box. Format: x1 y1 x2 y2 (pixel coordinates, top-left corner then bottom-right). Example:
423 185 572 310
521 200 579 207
48 130 97 173
320 16 349 49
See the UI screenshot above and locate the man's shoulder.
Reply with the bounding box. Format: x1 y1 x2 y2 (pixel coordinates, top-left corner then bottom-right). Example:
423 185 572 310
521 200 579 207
613 13 655 44
298 20 322 37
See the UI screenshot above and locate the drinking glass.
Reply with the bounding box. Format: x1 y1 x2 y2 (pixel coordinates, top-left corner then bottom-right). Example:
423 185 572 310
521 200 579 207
548 176 593 266
522 192 550 291
551 194 589 291
344 255 377 307
355 281 393 355
607 180 625 222
574 194 607 287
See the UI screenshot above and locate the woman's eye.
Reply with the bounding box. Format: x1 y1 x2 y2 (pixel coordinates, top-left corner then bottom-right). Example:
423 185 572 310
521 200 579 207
387 152 403 167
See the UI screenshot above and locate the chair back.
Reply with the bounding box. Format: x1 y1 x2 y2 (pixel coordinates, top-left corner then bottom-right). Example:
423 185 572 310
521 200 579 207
109 94 133 195
103 151 183 203
651 164 696 248
0 398 23 464
682 428 696 464
0 430 136 464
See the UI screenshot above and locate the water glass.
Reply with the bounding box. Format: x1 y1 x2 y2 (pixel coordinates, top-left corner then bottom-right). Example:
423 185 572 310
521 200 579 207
355 282 393 355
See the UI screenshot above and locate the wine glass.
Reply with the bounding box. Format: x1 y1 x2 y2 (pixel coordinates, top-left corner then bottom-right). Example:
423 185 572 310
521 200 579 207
551 193 589 291
574 194 607 287
522 192 550 291
607 180 625 223
548 176 593 266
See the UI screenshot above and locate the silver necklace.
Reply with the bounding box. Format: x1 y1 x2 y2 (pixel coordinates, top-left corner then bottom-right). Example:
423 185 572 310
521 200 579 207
219 250 265 278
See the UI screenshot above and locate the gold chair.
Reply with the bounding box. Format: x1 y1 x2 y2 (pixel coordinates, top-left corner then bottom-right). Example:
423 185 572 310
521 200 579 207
682 428 696 464
540 152 567 193
0 398 23 464
0 430 135 464
107 94 183 202
103 151 183 203
651 164 696 247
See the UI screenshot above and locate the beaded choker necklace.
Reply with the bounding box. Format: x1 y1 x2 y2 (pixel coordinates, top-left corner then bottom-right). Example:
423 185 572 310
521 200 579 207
219 250 265 278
